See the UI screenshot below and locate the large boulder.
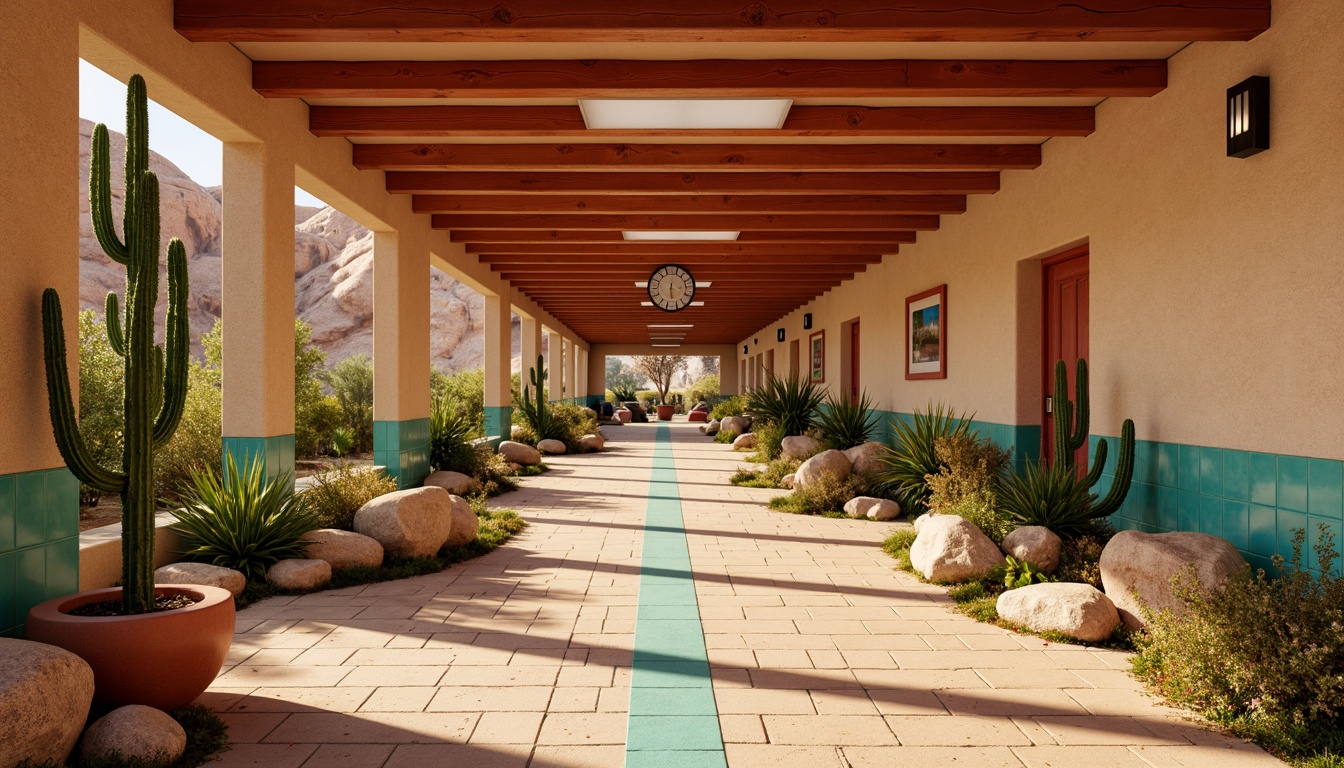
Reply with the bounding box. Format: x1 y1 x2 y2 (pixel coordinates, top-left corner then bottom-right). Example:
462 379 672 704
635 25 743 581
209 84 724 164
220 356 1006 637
78 705 187 765
720 416 748 436
424 470 476 495
301 529 384 571
154 562 246 597
996 583 1121 643
0 639 94 768
909 515 1006 583
353 487 454 558
1002 526 1063 574
781 435 821 460
794 449 851 489
537 438 567 455
844 442 886 475
498 440 542 466
441 495 481 550
1100 531 1246 629
732 432 758 451
267 558 332 590
705 420 720 436
579 434 604 452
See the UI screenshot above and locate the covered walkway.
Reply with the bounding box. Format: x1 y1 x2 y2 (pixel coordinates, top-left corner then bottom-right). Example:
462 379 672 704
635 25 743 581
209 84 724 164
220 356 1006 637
202 423 1277 768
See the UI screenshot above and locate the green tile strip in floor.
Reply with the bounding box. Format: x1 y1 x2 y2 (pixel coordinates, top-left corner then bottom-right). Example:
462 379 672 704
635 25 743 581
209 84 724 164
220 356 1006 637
625 424 728 768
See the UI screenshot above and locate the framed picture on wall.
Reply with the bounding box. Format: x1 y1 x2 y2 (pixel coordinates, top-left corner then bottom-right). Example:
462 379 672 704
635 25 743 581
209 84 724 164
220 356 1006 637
906 284 947 380
809 330 825 384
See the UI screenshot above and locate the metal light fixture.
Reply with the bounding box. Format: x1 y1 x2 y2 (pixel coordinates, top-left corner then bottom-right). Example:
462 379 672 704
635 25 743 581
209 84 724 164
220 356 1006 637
777 328 785 342
803 313 813 330
1227 76 1269 158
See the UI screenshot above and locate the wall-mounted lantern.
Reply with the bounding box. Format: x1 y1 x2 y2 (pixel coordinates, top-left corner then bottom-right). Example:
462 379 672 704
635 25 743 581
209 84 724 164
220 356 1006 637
777 328 785 342
742 344 748 355
803 313 813 330
1227 75 1269 158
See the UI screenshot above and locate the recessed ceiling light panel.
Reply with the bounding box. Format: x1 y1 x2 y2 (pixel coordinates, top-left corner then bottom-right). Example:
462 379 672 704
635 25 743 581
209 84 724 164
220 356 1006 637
580 99 792 130
623 231 740 241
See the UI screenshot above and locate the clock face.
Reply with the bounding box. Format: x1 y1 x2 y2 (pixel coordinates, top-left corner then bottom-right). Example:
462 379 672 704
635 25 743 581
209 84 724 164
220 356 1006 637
648 265 695 312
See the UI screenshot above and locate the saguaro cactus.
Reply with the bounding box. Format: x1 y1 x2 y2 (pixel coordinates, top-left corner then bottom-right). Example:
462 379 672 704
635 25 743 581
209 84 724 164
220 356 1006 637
41 75 189 614
515 354 557 440
1049 359 1136 518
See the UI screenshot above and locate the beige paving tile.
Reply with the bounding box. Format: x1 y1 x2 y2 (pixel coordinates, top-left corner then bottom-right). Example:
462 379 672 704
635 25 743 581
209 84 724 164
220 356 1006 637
529 745 626 768
762 715 897 745
935 688 1092 717
359 687 436 713
845 746 1026 767
720 714 768 743
885 715 1033 746
426 685 554 712
469 712 545 744
724 744 848 767
218 712 289 743
382 744 531 768
298 744 395 768
264 712 478 744
210 743 318 768
230 687 373 713
535 713 627 745
337 666 447 688
1012 745 1152 767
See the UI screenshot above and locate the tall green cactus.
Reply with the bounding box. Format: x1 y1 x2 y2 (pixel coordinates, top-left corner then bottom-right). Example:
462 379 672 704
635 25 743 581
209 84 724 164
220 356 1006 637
515 355 559 441
41 75 189 614
1048 358 1136 518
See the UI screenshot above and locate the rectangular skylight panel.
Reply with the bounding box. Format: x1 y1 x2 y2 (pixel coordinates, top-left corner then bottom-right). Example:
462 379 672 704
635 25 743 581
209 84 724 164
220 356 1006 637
623 231 740 241
580 99 792 130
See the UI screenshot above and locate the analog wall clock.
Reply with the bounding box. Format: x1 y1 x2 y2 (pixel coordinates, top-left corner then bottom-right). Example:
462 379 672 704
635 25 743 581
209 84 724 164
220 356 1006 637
647 264 695 312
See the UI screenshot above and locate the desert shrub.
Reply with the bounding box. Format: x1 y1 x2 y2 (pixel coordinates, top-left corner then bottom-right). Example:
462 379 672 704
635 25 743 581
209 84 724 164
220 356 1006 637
171 456 317 582
730 456 799 488
294 320 342 458
687 373 720 404
608 385 639 404
474 451 520 497
295 463 397 530
77 310 124 484
876 404 973 516
1056 535 1105 588
154 360 223 503
995 460 1108 538
714 430 737 444
431 368 485 436
748 420 786 461
746 372 825 439
550 401 600 452
1133 525 1344 765
326 354 374 452
939 493 1013 544
768 470 856 516
430 390 482 476
711 395 746 420
883 528 918 557
925 434 1014 542
814 390 879 451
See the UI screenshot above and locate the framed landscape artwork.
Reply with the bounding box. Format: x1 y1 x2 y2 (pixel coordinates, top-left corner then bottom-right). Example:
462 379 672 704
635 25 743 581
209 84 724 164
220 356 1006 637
809 330 825 384
906 285 947 380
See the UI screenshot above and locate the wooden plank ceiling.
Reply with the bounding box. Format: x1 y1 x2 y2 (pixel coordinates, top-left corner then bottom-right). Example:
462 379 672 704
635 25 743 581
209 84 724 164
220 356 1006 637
175 1 1268 347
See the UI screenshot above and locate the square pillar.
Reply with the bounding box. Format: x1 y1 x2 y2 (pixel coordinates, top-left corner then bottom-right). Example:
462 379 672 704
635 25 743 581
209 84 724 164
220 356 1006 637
372 232 431 489
483 293 512 443
567 340 579 402
221 142 295 483
588 349 608 402
520 315 542 378
547 329 564 402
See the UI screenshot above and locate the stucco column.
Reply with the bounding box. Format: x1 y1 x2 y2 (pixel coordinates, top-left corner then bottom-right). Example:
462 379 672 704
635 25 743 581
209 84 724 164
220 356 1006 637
519 315 542 380
0 0 81 633
577 348 589 406
483 293 512 442
372 232 431 488
719 348 741 395
547 329 564 402
222 141 295 482
568 340 580 402
588 349 607 400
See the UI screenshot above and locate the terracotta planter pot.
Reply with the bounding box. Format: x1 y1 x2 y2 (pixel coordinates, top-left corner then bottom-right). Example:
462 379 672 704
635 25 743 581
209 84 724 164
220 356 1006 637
26 584 235 711
616 409 632 424
656 405 676 421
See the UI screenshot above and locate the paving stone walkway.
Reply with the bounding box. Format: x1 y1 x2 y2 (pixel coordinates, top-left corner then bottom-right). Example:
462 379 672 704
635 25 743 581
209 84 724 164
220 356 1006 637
201 421 1282 767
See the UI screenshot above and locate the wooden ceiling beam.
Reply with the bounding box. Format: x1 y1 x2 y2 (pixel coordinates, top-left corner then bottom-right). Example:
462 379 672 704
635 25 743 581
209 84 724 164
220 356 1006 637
433 213 937 231
453 230 917 244
414 193 965 215
356 142 1039 172
477 252 886 263
271 59 1165 101
389 171 999 196
311 105 1095 139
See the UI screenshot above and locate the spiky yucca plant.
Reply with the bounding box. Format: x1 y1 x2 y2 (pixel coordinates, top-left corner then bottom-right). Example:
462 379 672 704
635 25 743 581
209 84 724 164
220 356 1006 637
430 391 481 475
744 372 825 438
41 76 189 613
814 390 879 451
876 403 974 516
995 460 1102 538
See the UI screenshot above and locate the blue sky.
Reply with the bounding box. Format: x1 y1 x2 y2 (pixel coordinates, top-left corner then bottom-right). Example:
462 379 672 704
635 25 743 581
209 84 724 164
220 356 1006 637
80 60 326 207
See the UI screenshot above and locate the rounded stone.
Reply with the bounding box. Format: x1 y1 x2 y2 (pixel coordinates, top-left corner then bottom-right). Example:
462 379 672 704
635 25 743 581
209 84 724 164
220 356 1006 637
154 562 246 597
794 449 852 489
732 432 758 450
537 438 568 455
353 487 454 558
781 435 821 460
996 582 1121 643
579 434 605 452
781 473 796 489
909 515 1006 583
441 494 480 550
719 416 748 436
498 440 542 466
844 442 886 475
267 558 332 590
78 705 186 766
1002 526 1063 574
705 420 720 436
1099 531 1246 629
0 638 94 768
301 529 384 571
424 470 477 496
843 496 884 519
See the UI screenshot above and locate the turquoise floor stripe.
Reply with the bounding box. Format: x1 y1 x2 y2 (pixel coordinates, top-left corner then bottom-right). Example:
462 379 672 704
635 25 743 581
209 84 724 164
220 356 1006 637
626 425 727 768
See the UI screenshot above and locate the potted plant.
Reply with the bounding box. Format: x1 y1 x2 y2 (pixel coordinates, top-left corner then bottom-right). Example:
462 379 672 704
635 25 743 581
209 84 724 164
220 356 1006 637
25 75 234 711
656 403 676 421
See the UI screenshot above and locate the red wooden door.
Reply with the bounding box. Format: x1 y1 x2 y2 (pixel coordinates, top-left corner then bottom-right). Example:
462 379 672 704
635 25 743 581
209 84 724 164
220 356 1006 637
849 322 861 401
1042 249 1090 465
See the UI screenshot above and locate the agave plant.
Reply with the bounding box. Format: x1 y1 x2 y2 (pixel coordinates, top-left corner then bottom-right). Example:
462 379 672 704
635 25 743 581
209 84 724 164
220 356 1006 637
876 403 974 515
609 384 639 404
430 391 481 475
995 459 1104 538
814 390 879 450
170 455 316 583
745 372 826 438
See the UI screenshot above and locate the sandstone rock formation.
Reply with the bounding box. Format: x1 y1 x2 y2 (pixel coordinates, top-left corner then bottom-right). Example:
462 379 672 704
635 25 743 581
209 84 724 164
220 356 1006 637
354 487 455 558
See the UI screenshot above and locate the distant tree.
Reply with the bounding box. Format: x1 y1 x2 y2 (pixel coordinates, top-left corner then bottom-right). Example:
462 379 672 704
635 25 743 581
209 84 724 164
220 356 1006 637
699 355 720 375
631 356 688 404
605 356 646 392
326 354 375 452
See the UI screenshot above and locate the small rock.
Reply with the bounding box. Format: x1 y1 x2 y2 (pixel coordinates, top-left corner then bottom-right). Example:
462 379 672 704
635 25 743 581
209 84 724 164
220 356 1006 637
537 438 567 455
353 487 454 558
909 515 1006 583
441 495 480 549
154 562 246 597
498 440 542 466
781 473 796 489
867 500 902 521
78 705 186 766
301 529 384 571
794 449 851 489
579 434 604 452
844 442 886 475
1100 531 1246 629
732 432 758 450
781 435 821 460
267 558 332 590
705 420 720 436
720 416 748 435
424 470 477 495
843 496 882 519
1001 526 1063 573
0 639 94 768
996 582 1121 642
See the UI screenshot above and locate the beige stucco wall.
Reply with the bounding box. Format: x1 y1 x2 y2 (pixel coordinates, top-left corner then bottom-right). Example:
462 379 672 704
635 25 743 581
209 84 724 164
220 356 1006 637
742 0 1344 460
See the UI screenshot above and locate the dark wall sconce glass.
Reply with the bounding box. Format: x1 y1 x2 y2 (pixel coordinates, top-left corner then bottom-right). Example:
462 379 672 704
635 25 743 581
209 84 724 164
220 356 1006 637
777 328 785 342
742 344 748 355
802 313 813 330
1228 75 1269 158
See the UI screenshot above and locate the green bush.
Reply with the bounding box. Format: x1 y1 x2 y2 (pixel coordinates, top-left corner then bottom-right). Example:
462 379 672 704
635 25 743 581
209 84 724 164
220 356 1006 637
687 373 720 404
996 554 1055 589
938 493 1012 544
550 401 600 452
995 459 1106 538
294 320 342 458
473 451 520 497
814 390 879 451
768 470 856 516
430 390 482 476
711 395 746 420
171 456 316 582
326 354 374 452
748 419 786 461
714 430 737 444
1056 534 1105 588
925 434 1014 542
295 463 398 531
76 309 124 484
154 359 223 503
1133 526 1344 765
431 368 485 437
730 456 799 488
745 372 825 439
876 404 973 516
